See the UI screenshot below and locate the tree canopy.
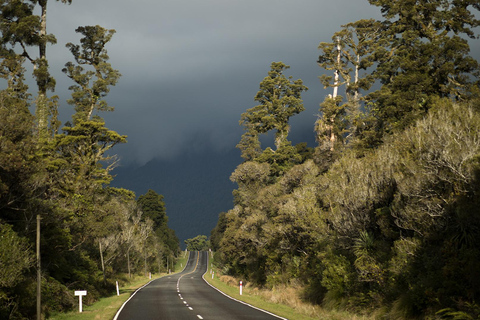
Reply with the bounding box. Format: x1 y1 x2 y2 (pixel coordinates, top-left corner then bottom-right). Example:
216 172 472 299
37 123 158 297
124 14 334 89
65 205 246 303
0 4 180 317
212 1 480 318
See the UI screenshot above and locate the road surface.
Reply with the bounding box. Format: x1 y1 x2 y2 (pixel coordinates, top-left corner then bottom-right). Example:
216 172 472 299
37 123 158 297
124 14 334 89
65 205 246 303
115 251 285 320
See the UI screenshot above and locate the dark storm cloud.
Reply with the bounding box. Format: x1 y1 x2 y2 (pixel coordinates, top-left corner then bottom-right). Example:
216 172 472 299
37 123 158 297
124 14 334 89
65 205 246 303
45 0 382 165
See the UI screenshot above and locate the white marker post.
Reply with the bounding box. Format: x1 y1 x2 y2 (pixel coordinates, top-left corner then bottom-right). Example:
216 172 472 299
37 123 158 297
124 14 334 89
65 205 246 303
116 281 120 296
74 290 87 313
240 281 243 295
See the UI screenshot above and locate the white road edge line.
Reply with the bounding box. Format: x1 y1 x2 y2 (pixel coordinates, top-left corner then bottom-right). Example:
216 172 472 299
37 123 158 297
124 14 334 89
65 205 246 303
113 252 191 320
201 252 288 320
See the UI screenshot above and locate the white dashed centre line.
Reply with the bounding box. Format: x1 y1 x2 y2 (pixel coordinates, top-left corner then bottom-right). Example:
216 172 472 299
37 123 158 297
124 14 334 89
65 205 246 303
197 315 204 319
188 307 193 310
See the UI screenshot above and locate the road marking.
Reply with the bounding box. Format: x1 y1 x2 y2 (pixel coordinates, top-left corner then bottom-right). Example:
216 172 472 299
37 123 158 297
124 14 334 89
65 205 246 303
201 252 288 320
197 315 203 319
188 307 193 310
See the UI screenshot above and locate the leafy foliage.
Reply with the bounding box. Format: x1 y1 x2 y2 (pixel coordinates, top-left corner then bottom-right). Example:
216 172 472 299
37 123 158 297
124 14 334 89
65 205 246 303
0 6 180 318
185 235 209 251
213 1 480 319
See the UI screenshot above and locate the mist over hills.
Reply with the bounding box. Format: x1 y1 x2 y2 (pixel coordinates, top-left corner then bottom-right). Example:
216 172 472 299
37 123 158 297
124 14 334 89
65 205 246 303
111 148 241 247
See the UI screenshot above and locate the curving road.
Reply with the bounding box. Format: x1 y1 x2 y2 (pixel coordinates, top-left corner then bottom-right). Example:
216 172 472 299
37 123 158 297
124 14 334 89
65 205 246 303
114 251 285 320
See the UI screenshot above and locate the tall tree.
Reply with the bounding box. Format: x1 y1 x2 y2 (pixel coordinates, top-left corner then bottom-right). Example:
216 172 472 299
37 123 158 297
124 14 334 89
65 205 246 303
137 189 179 260
55 25 125 196
316 19 383 155
0 0 72 138
366 0 480 133
63 25 121 123
239 62 308 155
237 62 308 175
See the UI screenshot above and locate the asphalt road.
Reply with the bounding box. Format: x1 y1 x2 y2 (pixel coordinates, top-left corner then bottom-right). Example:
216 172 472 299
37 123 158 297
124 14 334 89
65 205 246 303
114 251 285 320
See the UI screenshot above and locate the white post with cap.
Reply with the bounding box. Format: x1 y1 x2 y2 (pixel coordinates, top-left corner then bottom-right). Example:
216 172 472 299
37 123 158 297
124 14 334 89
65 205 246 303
74 290 87 312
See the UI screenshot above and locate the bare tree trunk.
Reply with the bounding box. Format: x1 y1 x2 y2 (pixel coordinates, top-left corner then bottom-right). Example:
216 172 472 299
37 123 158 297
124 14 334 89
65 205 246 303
127 248 131 279
36 1 48 136
99 240 106 284
329 37 342 151
144 243 147 277
332 37 341 100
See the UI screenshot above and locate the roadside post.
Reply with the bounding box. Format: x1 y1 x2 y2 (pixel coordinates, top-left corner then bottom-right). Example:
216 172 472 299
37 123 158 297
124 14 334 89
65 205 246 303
74 290 87 313
240 281 243 295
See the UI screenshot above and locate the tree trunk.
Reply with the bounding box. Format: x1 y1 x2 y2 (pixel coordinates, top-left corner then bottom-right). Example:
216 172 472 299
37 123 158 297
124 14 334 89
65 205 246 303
127 248 131 279
36 1 48 136
329 37 342 151
99 240 106 284
37 215 41 320
144 243 147 277
332 37 341 100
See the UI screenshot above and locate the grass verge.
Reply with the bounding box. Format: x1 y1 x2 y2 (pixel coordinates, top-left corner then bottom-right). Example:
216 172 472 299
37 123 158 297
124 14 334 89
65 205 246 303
203 254 372 320
49 253 189 320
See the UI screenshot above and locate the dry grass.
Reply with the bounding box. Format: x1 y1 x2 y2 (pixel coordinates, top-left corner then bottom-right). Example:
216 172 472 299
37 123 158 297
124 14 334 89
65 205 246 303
219 275 238 286
216 273 372 320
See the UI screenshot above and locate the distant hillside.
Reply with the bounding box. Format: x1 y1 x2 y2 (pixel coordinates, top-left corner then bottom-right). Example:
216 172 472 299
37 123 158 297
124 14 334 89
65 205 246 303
111 148 241 247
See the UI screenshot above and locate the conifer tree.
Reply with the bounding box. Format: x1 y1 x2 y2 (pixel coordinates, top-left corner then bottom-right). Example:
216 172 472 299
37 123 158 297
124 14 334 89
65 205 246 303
316 19 383 155
366 0 480 133
0 0 72 138
237 62 308 175
55 25 125 194
63 25 121 123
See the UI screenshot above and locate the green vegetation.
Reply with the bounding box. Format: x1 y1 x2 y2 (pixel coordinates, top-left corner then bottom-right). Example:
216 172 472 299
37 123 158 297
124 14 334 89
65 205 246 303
205 256 370 320
2 0 480 319
49 254 188 320
184 235 209 251
49 275 157 320
212 1 480 319
0 2 179 319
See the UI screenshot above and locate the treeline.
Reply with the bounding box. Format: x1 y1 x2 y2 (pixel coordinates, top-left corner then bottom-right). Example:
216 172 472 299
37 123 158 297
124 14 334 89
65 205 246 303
211 0 480 318
0 1 178 319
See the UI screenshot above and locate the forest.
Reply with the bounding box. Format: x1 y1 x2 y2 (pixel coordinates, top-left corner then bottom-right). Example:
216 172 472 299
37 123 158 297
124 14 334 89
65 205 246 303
0 1 179 319
211 0 480 319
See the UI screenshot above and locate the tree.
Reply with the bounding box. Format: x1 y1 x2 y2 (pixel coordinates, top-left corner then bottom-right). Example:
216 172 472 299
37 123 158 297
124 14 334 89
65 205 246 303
237 62 308 160
365 0 480 133
210 212 227 251
0 0 72 138
54 25 125 196
316 19 383 156
137 189 167 231
63 25 121 123
185 235 209 251
0 222 35 318
137 189 179 262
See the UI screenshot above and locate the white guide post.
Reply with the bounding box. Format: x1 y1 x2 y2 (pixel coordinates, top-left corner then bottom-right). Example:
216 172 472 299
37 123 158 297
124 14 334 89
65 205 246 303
116 281 120 296
74 290 87 313
240 281 243 295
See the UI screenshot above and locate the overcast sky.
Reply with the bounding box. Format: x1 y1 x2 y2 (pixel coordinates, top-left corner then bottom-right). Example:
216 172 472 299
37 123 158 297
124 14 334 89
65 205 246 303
35 0 375 165
31 1 478 166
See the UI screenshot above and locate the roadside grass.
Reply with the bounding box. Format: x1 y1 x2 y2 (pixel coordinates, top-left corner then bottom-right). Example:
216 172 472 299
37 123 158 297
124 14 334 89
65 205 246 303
203 253 372 320
48 253 189 320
